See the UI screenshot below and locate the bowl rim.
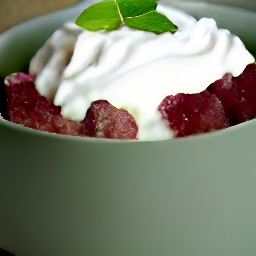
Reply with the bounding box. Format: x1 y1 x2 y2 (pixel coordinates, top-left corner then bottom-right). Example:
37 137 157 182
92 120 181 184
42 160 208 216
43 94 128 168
1 117 256 145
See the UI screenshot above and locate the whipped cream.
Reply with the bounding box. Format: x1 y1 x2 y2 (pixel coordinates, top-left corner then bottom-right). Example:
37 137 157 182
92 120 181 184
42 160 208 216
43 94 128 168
29 2 255 140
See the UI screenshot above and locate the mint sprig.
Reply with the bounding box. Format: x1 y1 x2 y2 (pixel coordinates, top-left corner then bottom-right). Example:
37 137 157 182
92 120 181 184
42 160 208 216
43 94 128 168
75 0 178 34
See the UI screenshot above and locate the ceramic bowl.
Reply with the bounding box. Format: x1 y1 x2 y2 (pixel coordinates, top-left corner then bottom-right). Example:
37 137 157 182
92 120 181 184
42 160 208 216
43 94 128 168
0 1 256 256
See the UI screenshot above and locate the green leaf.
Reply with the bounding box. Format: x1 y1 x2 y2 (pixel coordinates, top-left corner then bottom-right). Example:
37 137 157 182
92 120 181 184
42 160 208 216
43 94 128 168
116 0 157 18
75 0 179 34
124 11 178 34
75 0 122 31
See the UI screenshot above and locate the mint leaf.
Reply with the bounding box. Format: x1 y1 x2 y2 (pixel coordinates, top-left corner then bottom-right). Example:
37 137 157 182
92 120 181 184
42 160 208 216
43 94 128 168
124 11 178 34
117 0 157 18
75 0 122 31
75 0 178 34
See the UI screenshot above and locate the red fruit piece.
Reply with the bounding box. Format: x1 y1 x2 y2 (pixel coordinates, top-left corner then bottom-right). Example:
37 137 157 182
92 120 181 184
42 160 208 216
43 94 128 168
84 100 138 139
159 91 229 137
207 63 256 125
5 73 84 136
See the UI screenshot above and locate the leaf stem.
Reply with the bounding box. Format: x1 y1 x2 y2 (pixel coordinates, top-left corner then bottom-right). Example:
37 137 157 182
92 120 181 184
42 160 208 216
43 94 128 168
114 0 124 23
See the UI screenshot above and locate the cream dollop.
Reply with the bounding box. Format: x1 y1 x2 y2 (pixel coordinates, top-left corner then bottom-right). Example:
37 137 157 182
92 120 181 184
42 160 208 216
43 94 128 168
29 3 255 140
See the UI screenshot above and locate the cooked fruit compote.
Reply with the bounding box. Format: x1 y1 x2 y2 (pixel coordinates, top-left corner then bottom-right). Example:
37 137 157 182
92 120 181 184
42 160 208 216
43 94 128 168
1 1 255 140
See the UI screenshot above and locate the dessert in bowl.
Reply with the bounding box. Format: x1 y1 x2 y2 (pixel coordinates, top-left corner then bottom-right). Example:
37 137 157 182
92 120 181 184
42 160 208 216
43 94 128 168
0 1 256 255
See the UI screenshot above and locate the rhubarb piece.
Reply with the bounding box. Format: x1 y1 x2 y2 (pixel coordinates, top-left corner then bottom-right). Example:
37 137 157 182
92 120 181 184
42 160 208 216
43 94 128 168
84 100 138 139
207 63 256 125
159 91 229 137
5 73 84 136
4 73 138 139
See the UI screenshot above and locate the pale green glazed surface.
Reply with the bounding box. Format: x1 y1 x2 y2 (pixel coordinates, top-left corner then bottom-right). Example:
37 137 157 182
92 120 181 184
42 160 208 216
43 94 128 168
0 1 256 256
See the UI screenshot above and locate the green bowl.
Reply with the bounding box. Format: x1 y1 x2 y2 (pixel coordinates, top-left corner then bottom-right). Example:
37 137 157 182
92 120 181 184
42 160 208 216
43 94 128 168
1 1 256 255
